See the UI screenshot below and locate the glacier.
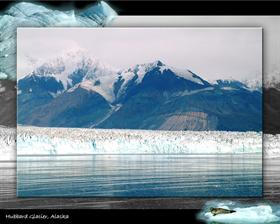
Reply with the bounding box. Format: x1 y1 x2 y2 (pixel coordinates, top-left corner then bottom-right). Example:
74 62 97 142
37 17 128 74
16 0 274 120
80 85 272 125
0 1 117 81
264 134 280 158
0 126 16 160
16 126 262 155
1 126 280 160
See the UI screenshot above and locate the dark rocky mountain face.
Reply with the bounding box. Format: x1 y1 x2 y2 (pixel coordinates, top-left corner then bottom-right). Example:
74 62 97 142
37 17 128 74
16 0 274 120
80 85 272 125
99 85 262 131
17 75 65 124
17 60 263 132
0 80 16 127
18 75 64 95
115 66 210 104
18 87 112 128
264 87 280 134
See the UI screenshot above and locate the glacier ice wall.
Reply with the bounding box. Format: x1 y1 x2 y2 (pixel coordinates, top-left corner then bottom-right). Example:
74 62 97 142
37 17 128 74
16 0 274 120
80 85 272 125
0 1 117 80
0 126 16 160
2 126 280 160
264 134 280 158
17 126 262 155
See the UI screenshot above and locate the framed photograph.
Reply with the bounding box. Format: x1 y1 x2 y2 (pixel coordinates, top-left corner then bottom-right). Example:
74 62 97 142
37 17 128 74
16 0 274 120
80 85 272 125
16 27 262 197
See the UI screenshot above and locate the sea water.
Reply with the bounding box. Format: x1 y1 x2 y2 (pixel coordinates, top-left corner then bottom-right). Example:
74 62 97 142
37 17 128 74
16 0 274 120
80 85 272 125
17 154 262 197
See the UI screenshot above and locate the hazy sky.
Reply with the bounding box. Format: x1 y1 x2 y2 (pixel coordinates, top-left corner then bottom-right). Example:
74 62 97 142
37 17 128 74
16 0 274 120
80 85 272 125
17 27 262 81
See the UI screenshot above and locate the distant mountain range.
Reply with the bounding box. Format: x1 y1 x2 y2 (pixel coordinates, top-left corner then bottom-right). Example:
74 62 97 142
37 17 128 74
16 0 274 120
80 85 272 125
18 52 262 131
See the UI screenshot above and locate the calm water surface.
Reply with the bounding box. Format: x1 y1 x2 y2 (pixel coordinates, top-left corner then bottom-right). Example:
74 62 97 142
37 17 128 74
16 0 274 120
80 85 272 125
17 154 262 197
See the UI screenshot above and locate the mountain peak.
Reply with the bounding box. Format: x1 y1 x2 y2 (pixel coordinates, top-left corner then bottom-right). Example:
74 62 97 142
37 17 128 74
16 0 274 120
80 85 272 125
30 50 92 78
153 60 164 67
23 50 118 99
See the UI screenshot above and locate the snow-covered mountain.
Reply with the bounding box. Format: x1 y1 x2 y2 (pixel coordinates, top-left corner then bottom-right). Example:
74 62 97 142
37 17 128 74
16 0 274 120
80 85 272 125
18 52 262 131
21 50 118 102
19 53 214 103
0 1 117 81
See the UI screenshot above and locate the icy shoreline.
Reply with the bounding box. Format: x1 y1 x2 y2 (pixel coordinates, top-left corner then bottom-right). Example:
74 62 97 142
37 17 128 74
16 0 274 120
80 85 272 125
16 126 262 155
2 126 280 159
264 134 280 158
0 126 16 160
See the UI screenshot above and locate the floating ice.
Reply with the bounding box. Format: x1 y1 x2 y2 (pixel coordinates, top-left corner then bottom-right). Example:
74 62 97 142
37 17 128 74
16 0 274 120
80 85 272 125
199 201 280 224
0 1 117 80
205 205 280 224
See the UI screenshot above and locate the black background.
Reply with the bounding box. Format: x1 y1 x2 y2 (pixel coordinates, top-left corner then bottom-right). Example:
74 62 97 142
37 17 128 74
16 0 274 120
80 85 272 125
1 1 280 15
0 209 204 224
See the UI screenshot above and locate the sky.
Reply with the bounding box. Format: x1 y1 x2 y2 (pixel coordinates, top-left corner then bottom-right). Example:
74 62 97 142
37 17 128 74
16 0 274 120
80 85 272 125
112 16 280 84
17 27 262 81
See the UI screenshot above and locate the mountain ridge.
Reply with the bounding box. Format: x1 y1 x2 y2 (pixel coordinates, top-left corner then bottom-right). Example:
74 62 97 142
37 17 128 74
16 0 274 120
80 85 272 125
18 53 262 131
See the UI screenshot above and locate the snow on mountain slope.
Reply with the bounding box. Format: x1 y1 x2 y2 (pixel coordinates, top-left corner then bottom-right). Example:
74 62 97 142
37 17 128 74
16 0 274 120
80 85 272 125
0 1 117 81
68 79 115 103
119 60 205 86
203 77 262 92
17 126 262 155
116 60 209 98
166 67 207 85
22 50 119 102
20 57 214 103
118 61 161 86
173 87 215 96
115 61 160 99
32 51 107 87
77 59 119 102
22 51 261 104
18 55 262 130
214 79 250 90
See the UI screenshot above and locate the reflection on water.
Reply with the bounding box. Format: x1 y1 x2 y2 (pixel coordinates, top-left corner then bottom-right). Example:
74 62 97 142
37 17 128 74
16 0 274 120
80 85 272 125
17 154 262 197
